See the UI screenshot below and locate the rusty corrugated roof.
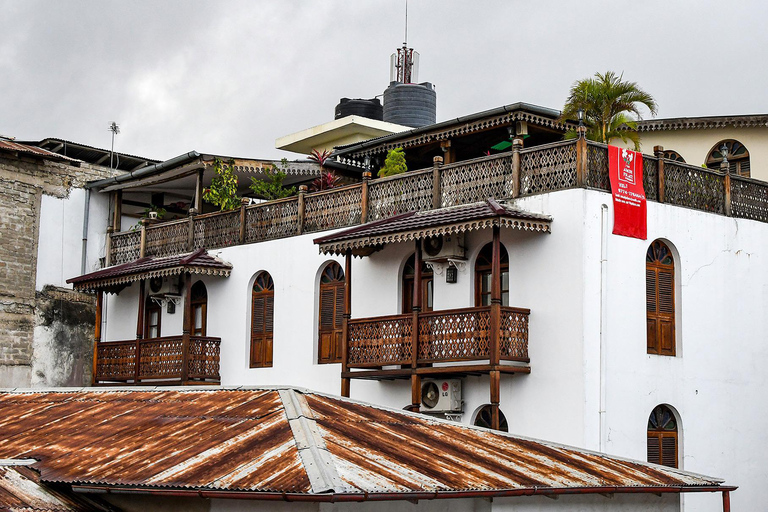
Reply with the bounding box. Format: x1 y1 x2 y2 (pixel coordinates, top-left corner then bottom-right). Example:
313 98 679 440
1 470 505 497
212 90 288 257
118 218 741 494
0 462 106 511
0 139 79 163
0 387 730 500
67 248 232 291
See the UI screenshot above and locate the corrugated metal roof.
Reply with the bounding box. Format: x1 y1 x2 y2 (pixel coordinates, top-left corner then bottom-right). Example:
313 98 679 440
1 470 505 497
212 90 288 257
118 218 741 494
0 463 105 511
0 387 729 500
67 249 232 291
0 139 79 163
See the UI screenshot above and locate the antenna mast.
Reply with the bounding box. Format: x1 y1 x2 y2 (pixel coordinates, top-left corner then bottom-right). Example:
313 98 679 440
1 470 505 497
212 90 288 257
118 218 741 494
404 0 408 46
108 122 120 170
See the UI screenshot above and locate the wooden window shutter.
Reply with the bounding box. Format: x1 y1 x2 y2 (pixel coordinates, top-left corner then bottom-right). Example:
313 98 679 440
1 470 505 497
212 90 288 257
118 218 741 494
318 262 345 364
250 273 274 368
647 405 678 468
646 241 675 356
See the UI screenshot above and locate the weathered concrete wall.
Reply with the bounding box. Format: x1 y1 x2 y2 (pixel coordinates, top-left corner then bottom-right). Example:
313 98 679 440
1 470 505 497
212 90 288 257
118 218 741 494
0 152 117 387
32 286 95 387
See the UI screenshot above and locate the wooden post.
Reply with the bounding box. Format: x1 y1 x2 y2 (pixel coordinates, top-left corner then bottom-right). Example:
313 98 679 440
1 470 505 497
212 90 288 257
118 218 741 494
511 138 523 198
409 373 422 413
112 190 122 232
410 239 423 412
297 185 307 235
575 136 588 188
181 272 192 384
195 169 204 212
440 140 454 164
490 370 501 431
490 225 502 430
341 250 352 397
653 146 665 203
239 197 249 244
105 227 114 267
432 156 443 209
92 290 103 385
721 158 732 217
360 171 371 224
139 219 148 258
722 490 731 512
187 207 197 252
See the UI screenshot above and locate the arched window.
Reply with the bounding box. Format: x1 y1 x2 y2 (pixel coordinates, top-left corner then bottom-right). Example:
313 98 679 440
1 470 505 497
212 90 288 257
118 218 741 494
647 405 679 468
318 262 345 364
706 139 750 177
646 240 675 356
250 272 274 368
191 281 207 337
402 254 433 313
475 242 509 306
662 150 685 163
145 296 161 339
473 405 509 432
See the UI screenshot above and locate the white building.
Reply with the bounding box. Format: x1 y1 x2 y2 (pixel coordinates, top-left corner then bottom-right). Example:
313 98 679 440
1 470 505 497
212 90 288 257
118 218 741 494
66 103 767 511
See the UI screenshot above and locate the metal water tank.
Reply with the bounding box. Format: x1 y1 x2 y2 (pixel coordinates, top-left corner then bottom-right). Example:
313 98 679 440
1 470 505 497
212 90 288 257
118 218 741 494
334 98 384 121
383 82 436 128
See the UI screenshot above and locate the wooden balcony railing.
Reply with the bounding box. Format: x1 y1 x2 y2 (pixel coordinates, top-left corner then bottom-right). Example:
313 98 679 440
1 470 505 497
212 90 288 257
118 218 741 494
345 306 529 372
108 139 768 265
94 336 221 385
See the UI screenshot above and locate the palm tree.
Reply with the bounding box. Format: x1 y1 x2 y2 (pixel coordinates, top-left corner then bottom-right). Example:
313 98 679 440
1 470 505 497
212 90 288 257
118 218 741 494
561 71 657 150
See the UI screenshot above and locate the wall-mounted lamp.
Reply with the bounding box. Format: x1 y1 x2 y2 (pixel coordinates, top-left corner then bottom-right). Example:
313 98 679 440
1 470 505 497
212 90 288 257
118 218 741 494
446 265 458 284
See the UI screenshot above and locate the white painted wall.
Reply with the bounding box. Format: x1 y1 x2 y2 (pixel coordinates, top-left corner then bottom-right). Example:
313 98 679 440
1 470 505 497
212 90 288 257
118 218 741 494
100 187 767 512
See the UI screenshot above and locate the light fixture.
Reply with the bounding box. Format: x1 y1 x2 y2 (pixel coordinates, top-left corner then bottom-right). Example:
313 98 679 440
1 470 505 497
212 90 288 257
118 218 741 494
577 108 585 139
446 265 458 283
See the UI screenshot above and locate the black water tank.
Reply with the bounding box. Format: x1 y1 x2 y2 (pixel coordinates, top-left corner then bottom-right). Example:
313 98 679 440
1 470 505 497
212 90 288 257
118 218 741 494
335 98 384 121
383 82 437 128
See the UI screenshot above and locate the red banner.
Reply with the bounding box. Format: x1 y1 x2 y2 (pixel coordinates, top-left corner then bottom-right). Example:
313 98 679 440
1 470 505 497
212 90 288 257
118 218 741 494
608 145 646 239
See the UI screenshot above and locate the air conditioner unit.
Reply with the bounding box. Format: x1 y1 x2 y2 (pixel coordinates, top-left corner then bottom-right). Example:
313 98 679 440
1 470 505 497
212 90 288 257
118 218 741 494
148 276 180 296
420 379 462 413
423 233 465 262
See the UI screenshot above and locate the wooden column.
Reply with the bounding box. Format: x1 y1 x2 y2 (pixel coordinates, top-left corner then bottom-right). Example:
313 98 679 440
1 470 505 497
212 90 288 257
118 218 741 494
181 273 192 384
721 159 732 217
139 219 148 258
653 146 666 203
722 490 731 512
409 239 423 412
194 169 204 212
490 225 502 430
511 138 523 198
135 279 146 383
187 207 197 251
239 197 249 244
297 185 307 235
92 290 103 385
105 227 114 267
341 250 352 397
575 136 588 188
112 191 122 232
432 156 443 209
361 172 371 224
440 140 454 164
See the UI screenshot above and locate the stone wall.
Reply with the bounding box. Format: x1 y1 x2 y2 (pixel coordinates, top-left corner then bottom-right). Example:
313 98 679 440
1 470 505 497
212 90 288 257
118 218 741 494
0 152 118 387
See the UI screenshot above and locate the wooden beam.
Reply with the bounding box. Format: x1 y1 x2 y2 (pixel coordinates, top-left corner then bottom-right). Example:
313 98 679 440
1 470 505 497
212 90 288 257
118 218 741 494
181 273 192 384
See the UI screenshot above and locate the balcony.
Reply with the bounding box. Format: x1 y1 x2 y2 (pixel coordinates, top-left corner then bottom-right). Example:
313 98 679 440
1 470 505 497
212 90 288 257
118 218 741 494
94 336 221 385
343 306 530 380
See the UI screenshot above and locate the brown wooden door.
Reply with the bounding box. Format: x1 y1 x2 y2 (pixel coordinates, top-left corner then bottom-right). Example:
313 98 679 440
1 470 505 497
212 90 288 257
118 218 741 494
318 263 344 364
251 272 274 368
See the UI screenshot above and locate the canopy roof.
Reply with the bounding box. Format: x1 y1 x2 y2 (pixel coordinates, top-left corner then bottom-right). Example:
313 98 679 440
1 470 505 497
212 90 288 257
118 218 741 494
67 249 232 291
315 199 551 256
0 387 731 501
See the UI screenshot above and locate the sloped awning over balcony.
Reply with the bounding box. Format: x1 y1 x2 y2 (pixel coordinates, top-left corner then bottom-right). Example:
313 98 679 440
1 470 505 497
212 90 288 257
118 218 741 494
314 198 551 256
67 248 232 292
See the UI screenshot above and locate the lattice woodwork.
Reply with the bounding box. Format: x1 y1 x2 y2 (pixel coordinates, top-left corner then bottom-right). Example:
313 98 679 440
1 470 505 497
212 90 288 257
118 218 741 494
304 185 362 233
643 157 659 202
193 210 241 250
440 154 512 207
520 141 578 195
731 176 768 222
246 198 299 243
347 316 413 367
95 341 136 381
145 219 190 257
499 308 529 360
586 143 610 191
110 231 141 266
664 162 725 214
368 170 433 221
138 337 183 380
188 337 221 380
417 308 491 362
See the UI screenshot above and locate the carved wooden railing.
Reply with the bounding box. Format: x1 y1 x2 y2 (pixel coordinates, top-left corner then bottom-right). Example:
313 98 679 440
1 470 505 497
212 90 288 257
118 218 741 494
108 139 768 264
94 336 221 384
346 306 529 369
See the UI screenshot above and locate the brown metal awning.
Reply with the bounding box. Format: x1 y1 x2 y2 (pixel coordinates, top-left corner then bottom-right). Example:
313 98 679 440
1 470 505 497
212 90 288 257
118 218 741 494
314 199 552 256
67 248 232 292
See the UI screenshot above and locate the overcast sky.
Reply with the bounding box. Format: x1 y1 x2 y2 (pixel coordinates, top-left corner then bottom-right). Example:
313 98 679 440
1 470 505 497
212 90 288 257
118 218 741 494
1 0 766 162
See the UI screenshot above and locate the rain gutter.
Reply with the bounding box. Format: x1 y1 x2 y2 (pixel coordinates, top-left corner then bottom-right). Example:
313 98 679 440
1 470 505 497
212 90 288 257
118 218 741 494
86 151 201 190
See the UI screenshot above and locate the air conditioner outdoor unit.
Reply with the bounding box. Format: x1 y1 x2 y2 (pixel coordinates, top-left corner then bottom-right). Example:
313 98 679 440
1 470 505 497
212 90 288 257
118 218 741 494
148 276 180 296
423 233 465 262
420 379 462 413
